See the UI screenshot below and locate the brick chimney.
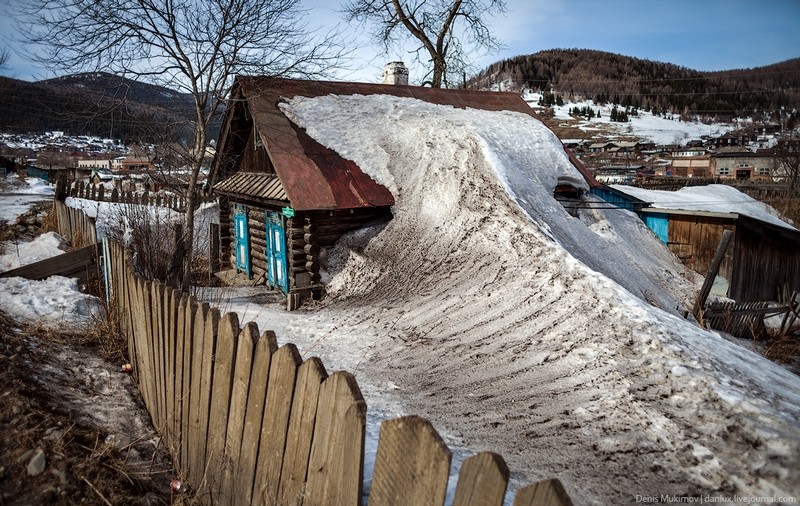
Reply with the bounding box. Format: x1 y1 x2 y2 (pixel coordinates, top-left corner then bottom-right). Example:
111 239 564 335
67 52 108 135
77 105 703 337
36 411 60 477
382 61 409 85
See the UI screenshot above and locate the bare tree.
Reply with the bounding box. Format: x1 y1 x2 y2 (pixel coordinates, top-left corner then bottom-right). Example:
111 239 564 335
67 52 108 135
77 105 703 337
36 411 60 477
0 48 10 70
17 0 346 288
774 134 800 196
343 0 506 87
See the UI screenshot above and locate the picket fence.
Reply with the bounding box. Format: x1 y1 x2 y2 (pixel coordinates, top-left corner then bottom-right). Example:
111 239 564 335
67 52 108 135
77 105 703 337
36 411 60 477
54 200 97 248
56 196 573 505
55 177 214 213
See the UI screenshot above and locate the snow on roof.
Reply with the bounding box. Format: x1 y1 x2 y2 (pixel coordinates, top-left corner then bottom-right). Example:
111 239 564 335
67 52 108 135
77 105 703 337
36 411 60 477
281 93 800 502
610 184 796 230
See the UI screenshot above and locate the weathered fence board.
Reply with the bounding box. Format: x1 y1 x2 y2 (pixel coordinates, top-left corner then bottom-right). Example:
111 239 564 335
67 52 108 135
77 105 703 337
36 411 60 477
453 452 509 506
0 243 98 283
277 357 328 506
368 415 451 506
217 322 259 505
306 371 366 506
205 313 240 502
512 478 573 506
233 329 278 506
253 344 303 505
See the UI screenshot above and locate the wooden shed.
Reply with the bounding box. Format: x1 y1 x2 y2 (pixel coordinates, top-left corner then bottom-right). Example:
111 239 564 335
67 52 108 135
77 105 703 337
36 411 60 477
595 185 800 302
209 76 599 308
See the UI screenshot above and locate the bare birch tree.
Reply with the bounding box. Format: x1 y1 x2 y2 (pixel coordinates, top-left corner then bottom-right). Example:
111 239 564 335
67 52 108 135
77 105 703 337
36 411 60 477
343 0 506 87
17 0 346 289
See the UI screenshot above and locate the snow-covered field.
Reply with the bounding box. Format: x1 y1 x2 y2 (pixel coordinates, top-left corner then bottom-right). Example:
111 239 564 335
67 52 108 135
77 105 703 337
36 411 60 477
523 92 736 146
3 92 799 505
0 175 54 224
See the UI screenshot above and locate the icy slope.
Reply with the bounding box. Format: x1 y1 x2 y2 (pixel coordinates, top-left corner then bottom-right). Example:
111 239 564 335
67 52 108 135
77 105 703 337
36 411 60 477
281 95 800 504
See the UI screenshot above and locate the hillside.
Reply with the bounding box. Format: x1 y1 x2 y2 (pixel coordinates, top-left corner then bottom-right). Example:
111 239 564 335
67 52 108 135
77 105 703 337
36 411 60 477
470 49 800 121
0 72 203 142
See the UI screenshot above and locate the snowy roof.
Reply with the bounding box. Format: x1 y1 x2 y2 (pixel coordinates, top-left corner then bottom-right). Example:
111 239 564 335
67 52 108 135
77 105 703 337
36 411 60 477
210 77 601 211
610 184 797 231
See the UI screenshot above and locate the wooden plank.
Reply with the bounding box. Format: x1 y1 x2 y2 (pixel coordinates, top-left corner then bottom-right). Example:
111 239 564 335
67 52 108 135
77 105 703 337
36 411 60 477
217 322 259 506
452 452 509 506
0 244 99 281
277 357 328 506
306 371 366 506
165 288 180 457
179 296 197 473
205 312 240 503
173 293 190 469
694 229 734 318
194 307 220 497
233 329 278 506
253 344 303 505
151 281 166 432
512 478 573 506
367 415 451 506
187 303 211 488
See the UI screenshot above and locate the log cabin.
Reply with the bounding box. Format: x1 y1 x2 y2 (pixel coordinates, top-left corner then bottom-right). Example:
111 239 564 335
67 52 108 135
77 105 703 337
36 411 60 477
209 72 600 309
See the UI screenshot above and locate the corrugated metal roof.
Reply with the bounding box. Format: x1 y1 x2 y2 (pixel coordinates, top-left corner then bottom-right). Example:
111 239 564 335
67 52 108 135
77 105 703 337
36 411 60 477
210 77 601 209
213 172 287 202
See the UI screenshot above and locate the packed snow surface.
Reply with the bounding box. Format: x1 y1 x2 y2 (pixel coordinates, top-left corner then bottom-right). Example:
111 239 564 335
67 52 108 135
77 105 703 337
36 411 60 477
611 184 797 230
0 275 103 332
273 94 800 504
0 175 54 224
0 231 68 272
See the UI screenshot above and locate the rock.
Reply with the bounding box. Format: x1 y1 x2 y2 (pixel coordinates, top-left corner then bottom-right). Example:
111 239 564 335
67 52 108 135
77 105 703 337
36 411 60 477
17 448 34 464
26 448 46 476
44 427 65 443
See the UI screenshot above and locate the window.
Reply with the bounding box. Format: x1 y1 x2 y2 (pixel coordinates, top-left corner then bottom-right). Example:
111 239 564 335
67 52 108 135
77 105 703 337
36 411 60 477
757 167 770 176
718 167 730 176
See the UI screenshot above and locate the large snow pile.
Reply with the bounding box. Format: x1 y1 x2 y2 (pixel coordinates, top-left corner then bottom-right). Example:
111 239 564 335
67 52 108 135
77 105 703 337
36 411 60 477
280 95 800 504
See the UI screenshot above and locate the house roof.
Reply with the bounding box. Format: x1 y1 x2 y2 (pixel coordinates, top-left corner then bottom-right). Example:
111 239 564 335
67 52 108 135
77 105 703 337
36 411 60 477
211 76 601 210
214 172 287 202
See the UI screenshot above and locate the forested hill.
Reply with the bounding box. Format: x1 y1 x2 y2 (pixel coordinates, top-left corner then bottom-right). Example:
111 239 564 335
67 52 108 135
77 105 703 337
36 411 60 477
469 49 800 119
0 72 204 142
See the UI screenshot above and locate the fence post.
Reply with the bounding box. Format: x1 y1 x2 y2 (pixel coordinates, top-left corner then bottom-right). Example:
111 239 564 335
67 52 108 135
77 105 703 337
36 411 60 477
512 478 573 506
452 452 509 506
368 415 451 506
306 371 366 506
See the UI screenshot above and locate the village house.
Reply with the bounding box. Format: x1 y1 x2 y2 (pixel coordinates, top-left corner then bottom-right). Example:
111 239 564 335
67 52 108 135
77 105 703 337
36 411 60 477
593 184 800 303
712 147 776 180
208 68 599 308
669 145 712 178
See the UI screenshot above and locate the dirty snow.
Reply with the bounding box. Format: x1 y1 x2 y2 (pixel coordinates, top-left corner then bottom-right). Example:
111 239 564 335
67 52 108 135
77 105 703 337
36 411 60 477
610 184 797 230
272 94 800 504
0 275 103 332
0 232 68 272
0 175 54 224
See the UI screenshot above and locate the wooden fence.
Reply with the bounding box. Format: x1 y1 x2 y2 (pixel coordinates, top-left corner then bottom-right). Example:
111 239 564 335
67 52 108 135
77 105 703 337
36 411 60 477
54 199 97 247
103 236 574 505
55 177 214 213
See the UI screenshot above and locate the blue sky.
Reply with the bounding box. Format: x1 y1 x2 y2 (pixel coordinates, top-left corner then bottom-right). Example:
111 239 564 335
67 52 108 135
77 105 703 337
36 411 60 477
1 0 798 83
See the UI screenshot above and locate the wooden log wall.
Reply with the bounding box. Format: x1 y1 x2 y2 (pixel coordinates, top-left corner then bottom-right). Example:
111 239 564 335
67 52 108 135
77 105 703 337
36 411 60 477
103 235 574 506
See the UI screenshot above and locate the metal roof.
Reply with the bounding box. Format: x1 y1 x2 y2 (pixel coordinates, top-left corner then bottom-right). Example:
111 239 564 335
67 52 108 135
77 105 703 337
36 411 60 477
213 172 287 202
210 76 602 210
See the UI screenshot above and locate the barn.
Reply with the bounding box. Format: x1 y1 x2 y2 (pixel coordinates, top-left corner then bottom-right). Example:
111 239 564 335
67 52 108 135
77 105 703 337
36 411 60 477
600 184 800 303
209 75 599 308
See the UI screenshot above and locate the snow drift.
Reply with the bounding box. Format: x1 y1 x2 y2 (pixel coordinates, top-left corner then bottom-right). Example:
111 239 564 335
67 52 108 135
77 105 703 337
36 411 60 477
280 95 800 504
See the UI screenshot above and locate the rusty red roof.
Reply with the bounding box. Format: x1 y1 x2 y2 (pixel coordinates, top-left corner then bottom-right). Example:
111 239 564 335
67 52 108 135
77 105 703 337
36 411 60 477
211 77 601 210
